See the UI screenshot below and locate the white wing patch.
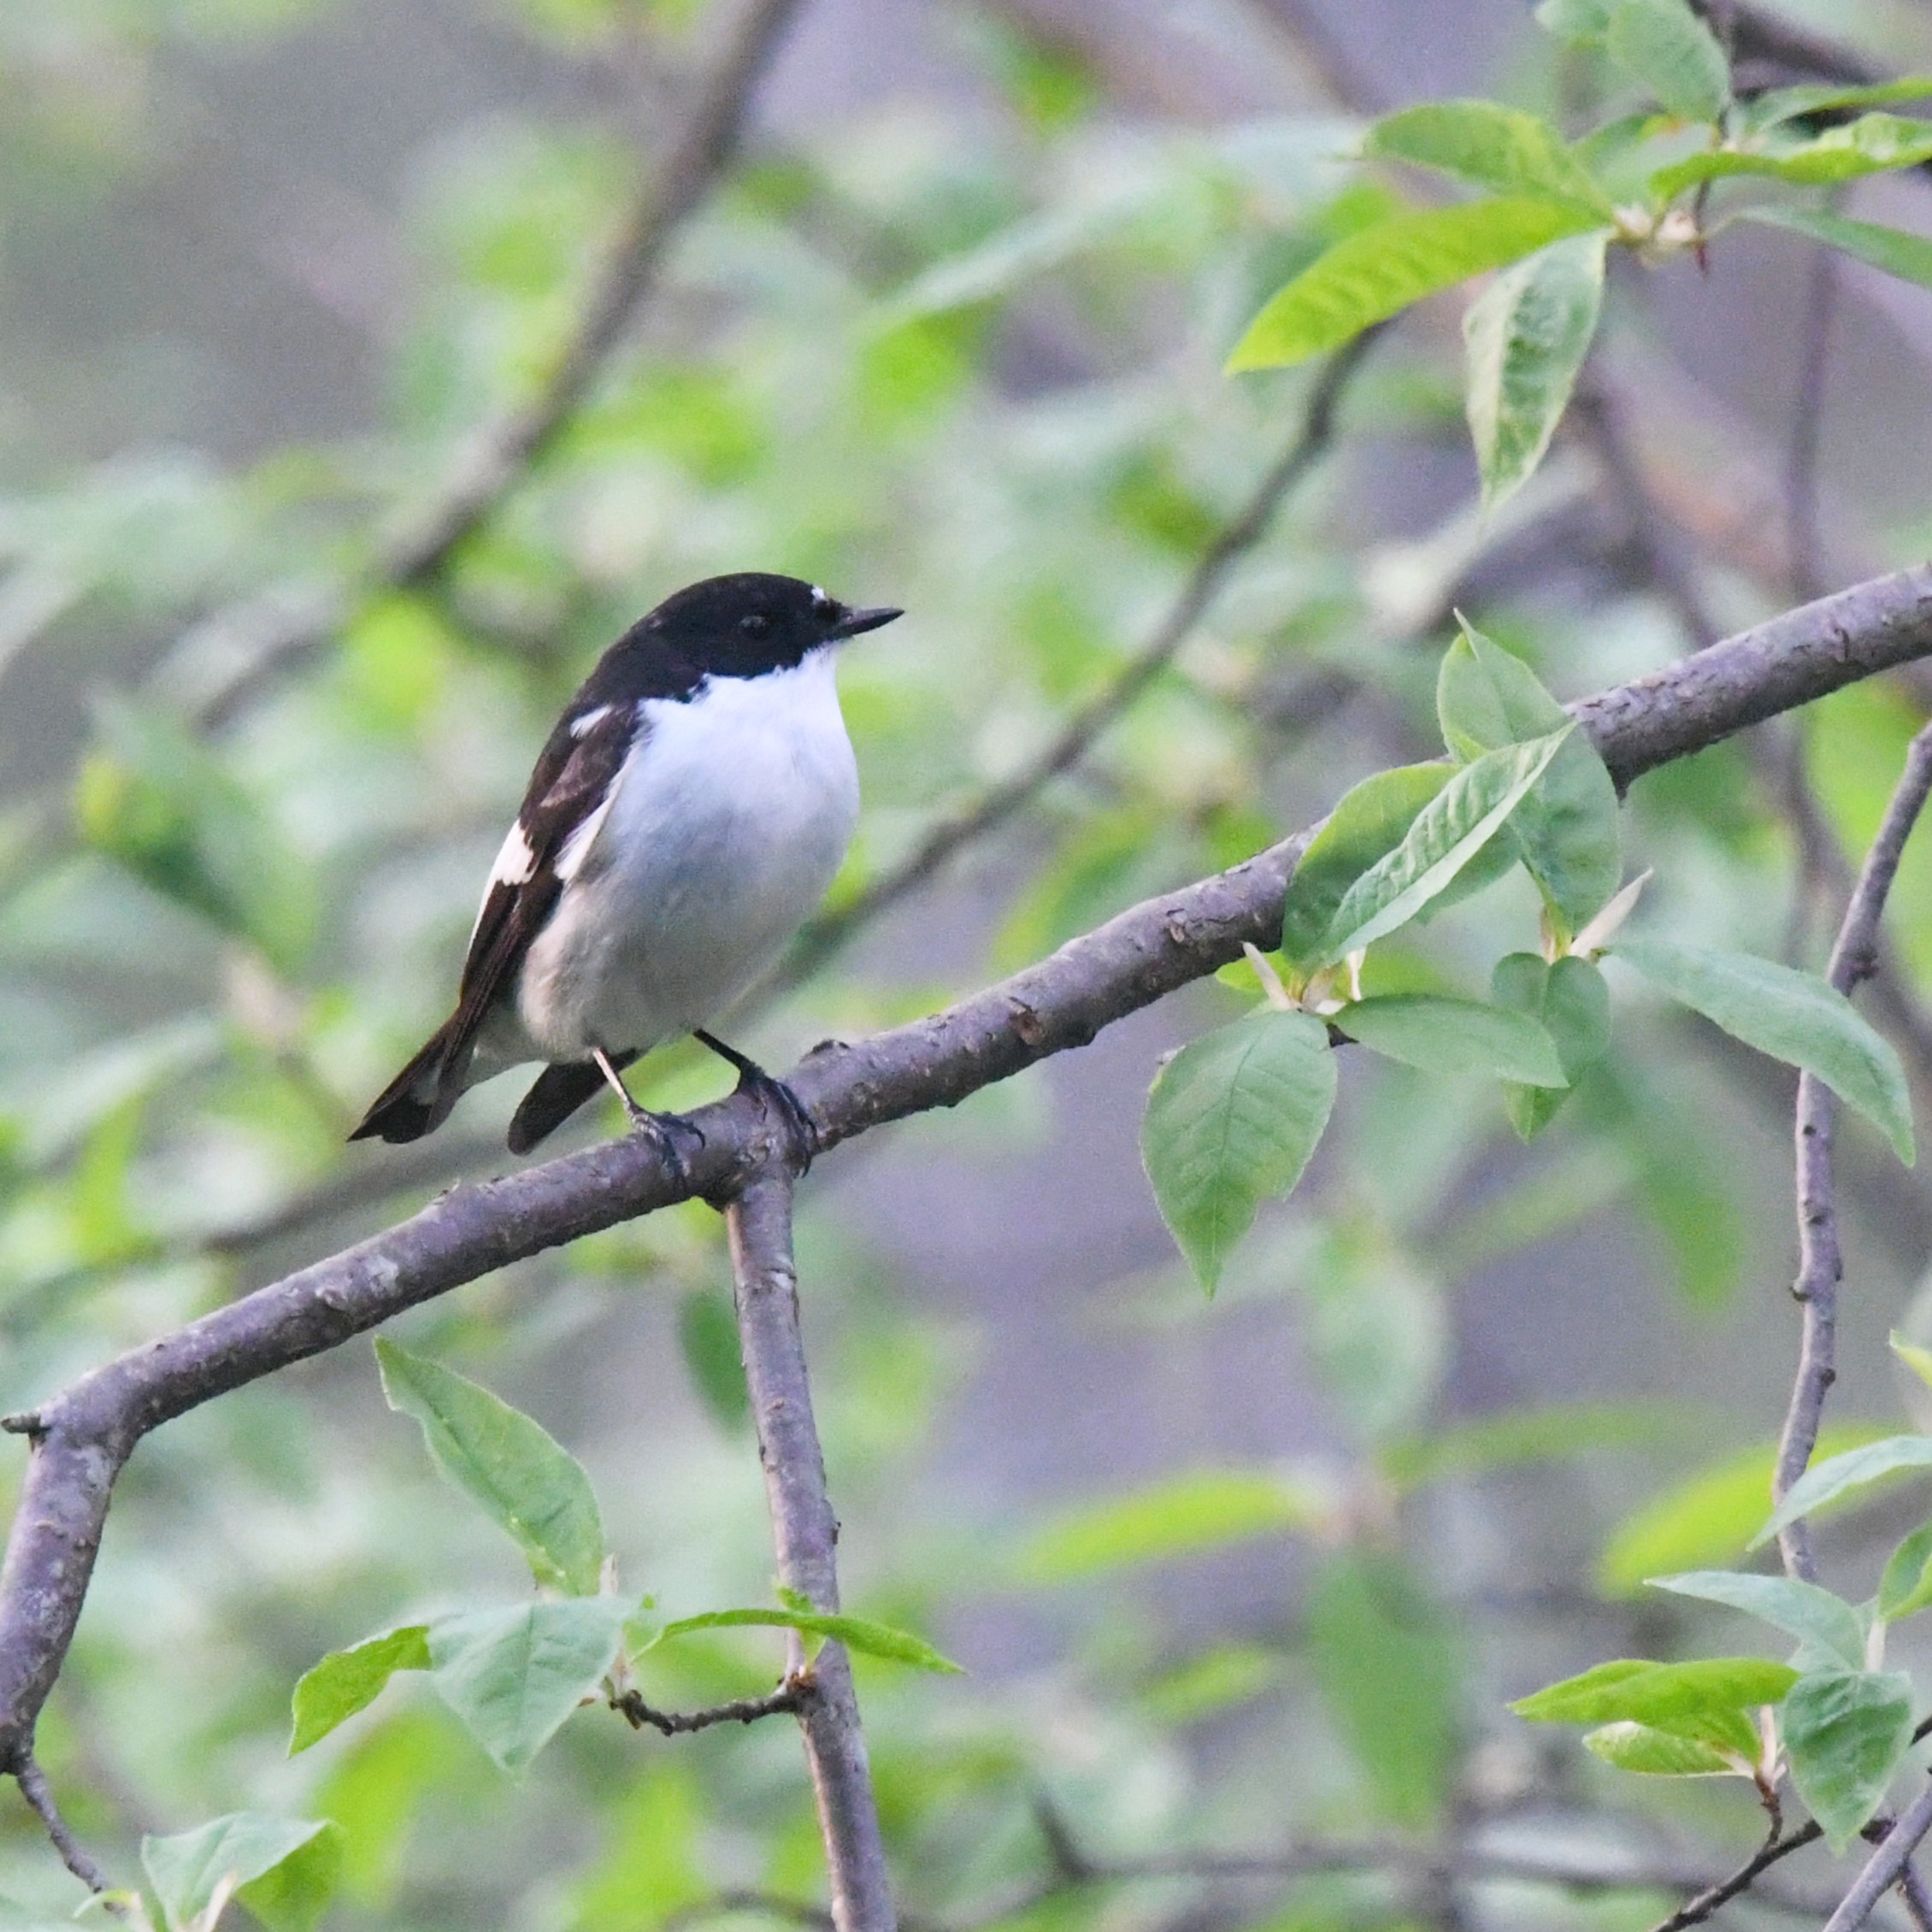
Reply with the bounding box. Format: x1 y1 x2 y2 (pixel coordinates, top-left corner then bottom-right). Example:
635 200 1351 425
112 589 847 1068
491 821 537 886
468 820 537 942
570 703 612 739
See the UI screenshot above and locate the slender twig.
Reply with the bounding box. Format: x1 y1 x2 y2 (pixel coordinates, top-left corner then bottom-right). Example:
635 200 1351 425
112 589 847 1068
1646 1821 1821 1932
727 1174 893 1932
5 568 1932 1782
1773 722 1932 1577
1900 1861 1932 1932
780 326 1381 985
164 0 805 727
1829 1784 1932 1932
15 1754 114 1900
615 1684 811 1735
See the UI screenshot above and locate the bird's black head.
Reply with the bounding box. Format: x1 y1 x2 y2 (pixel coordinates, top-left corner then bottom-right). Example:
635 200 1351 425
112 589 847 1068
638 572 901 682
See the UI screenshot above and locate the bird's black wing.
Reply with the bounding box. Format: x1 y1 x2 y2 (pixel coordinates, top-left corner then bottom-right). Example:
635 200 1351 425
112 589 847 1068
351 616 701 1146
451 696 642 1040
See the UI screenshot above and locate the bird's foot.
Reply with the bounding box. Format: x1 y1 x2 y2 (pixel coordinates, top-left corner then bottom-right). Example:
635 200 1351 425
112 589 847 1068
693 1031 817 1175
621 1102 704 1189
744 1066 818 1176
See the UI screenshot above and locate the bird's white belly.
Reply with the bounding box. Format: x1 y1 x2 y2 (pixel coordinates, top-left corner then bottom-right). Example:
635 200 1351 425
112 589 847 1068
514 655 858 1059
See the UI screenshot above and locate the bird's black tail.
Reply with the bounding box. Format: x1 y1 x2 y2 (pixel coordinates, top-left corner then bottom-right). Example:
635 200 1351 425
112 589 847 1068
507 1052 635 1155
349 1016 473 1144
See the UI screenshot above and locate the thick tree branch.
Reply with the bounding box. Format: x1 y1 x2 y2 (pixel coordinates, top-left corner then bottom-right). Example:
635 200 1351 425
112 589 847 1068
7 566 1932 1800
164 0 804 726
783 326 1381 983
1774 721 1932 1577
727 1174 894 1932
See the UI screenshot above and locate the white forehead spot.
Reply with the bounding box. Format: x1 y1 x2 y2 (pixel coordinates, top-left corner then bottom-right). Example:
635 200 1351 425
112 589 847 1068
810 584 833 612
569 703 612 739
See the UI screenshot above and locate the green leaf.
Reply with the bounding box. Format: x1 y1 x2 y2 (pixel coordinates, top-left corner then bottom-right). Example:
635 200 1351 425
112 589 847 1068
1741 79 1932 136
77 697 315 974
1337 994 1564 1086
289 1624 431 1754
427 1595 630 1775
1753 1435 1932 1548
1226 197 1603 372
1381 1402 1667 1492
1536 0 1614 45
313 1711 446 1910
570 1767 705 1932
1015 1470 1318 1581
1614 939 1914 1163
233 1828 346 1932
1464 232 1610 513
1316 730 1572 967
1605 0 1729 121
142 1817 337 1932
1653 114 1932 197
1300 1234 1446 1444
1279 763 1451 972
1590 1056 1744 1305
1141 1009 1337 1293
1583 1721 1749 1776
1597 1427 1890 1593
1879 1522 1932 1623
1511 1656 1795 1744
654 1605 962 1674
1364 103 1616 215
375 1337 606 1596
1306 1552 1458 1826
1739 205 1932 296
1784 1668 1915 1851
1492 953 1613 1138
1436 622 1623 931
676 1288 750 1433
1648 1570 1865 1670
1895 1331 1932 1393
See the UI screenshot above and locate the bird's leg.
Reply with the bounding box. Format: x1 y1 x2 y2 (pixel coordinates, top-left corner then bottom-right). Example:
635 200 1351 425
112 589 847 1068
692 1030 817 1175
592 1046 700 1186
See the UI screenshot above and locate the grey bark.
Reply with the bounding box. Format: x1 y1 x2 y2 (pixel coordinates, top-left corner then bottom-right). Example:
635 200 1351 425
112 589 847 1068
727 1177 895 1932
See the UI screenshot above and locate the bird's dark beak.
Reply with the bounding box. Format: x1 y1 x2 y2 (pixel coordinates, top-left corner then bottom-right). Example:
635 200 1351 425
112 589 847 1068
831 605 902 639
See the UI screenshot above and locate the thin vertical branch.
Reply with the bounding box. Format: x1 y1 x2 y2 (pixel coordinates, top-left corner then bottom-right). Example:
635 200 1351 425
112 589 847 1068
727 1175 895 1932
1773 723 1932 1578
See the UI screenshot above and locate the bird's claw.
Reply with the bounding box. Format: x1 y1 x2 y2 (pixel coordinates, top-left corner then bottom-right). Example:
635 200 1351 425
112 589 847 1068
743 1068 817 1176
624 1104 702 1189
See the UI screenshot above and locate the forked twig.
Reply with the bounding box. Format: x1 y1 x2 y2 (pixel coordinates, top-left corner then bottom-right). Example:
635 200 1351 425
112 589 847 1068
1773 723 1932 1580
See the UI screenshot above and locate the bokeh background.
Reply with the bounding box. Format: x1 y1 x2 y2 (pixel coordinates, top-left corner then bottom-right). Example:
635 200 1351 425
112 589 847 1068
7 0 1932 1925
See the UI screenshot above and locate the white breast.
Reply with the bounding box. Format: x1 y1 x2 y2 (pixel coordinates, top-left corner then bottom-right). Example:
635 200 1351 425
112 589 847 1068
513 650 859 1059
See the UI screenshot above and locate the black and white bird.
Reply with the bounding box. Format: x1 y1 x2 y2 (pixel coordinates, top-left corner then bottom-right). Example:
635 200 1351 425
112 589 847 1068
350 573 900 1161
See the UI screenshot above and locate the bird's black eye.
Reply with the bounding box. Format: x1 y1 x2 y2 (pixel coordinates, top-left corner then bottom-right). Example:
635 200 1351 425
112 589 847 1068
740 612 771 639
